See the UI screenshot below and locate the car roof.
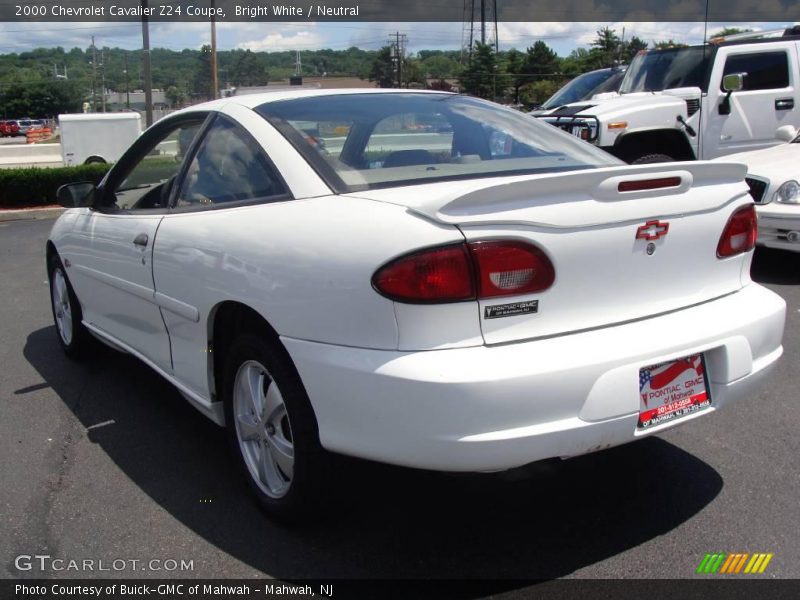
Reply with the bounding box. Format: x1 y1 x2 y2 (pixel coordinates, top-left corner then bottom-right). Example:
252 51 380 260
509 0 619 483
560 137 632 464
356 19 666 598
174 88 454 115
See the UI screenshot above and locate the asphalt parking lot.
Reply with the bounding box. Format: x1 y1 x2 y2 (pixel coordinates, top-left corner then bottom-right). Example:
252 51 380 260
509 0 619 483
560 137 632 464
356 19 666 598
1 217 798 586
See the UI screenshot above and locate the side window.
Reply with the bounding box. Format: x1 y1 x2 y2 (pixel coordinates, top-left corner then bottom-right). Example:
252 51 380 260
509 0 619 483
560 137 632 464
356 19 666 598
109 121 204 211
722 52 790 91
176 117 286 207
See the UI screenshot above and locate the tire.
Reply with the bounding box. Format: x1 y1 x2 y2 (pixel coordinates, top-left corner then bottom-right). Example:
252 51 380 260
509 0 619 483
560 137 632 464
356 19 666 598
48 254 92 359
222 333 328 522
84 156 106 165
631 153 675 164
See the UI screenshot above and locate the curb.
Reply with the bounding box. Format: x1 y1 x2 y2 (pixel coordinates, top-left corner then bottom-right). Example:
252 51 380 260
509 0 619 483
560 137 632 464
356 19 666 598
0 207 65 223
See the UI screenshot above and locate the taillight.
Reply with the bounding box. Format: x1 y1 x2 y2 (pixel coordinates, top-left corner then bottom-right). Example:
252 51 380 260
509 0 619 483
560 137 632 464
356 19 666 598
468 241 555 298
717 204 757 258
372 244 475 303
373 240 555 303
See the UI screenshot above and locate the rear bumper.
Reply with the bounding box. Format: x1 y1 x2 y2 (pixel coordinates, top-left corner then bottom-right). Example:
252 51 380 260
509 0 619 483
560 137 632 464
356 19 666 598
284 284 785 472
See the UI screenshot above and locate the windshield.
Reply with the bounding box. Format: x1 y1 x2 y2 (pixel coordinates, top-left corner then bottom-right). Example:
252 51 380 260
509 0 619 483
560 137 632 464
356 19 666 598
620 47 711 93
257 93 621 193
542 69 620 109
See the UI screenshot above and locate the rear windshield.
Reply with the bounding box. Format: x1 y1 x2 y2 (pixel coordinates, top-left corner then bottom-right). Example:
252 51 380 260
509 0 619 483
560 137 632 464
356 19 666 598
256 93 621 193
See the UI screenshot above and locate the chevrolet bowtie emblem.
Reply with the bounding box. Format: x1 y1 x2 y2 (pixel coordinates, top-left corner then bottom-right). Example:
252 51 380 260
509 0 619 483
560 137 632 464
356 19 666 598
636 220 670 241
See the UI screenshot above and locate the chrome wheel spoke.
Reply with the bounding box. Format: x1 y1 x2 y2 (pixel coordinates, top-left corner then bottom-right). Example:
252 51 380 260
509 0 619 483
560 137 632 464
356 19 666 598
236 413 261 441
263 380 284 423
266 432 294 479
57 275 68 305
246 366 266 419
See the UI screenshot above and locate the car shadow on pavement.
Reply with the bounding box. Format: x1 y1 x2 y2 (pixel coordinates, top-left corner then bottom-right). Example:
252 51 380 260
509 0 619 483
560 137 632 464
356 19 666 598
25 326 722 589
751 247 800 285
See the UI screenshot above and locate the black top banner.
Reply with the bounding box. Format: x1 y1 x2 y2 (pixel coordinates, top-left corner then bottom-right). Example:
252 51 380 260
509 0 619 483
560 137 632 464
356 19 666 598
1 0 799 22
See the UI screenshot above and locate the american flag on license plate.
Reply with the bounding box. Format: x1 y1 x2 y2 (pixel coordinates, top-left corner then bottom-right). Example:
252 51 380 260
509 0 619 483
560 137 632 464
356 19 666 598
640 356 704 406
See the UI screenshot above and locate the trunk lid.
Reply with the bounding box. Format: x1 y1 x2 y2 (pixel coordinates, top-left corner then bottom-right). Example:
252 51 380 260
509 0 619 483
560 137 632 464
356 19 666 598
348 162 753 345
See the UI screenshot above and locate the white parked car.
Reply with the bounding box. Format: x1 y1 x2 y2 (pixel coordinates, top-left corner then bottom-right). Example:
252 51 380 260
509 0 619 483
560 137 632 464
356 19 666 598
48 90 786 520
722 125 800 252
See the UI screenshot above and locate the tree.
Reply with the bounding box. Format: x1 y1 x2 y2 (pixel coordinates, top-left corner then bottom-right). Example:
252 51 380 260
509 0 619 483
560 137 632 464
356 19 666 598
591 27 621 67
710 27 753 39
561 48 592 77
165 85 186 108
368 46 395 88
520 79 562 106
403 57 425 87
231 50 269 87
428 79 453 91
194 44 214 100
420 54 458 80
621 36 648 63
652 40 689 49
460 42 509 100
0 80 84 117
505 48 526 103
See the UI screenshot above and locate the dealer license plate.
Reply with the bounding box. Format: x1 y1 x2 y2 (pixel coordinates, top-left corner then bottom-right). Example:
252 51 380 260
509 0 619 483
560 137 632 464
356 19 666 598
638 353 711 430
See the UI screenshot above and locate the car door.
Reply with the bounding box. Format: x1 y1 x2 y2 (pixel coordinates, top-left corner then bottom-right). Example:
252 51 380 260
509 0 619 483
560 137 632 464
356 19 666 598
151 112 292 399
68 114 208 371
703 43 799 158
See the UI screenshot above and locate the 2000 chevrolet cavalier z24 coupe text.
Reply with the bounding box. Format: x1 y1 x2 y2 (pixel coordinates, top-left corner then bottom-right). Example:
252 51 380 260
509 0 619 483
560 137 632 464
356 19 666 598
47 90 786 520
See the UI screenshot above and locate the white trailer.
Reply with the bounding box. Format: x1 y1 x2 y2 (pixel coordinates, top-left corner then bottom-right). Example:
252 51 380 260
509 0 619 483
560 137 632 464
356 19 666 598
58 113 142 166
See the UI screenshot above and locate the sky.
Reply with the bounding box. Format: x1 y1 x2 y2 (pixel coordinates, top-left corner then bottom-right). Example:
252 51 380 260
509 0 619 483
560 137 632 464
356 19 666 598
0 21 795 57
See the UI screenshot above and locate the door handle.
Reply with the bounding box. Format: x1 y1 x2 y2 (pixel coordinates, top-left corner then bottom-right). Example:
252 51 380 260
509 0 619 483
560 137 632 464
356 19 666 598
133 233 149 247
775 98 794 110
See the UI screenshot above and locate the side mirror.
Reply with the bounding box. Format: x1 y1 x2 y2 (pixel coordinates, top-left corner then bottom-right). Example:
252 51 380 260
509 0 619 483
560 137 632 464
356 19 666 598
722 72 745 93
56 182 96 208
719 73 746 115
776 125 798 143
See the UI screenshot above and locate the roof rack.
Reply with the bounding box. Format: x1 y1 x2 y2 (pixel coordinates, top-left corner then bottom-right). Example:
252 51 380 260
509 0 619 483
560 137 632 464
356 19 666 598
709 25 800 44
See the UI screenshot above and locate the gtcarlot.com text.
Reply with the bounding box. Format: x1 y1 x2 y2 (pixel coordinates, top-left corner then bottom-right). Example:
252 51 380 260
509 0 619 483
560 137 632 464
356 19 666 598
14 554 194 573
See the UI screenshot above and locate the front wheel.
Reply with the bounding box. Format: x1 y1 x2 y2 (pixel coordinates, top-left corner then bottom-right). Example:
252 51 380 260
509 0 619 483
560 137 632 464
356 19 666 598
223 333 328 521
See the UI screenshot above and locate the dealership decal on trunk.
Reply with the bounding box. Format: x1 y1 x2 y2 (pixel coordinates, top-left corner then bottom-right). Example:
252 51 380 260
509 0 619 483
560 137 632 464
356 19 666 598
484 300 539 319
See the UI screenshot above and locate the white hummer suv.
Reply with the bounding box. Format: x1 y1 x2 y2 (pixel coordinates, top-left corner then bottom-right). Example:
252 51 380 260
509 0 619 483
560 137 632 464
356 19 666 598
537 27 800 164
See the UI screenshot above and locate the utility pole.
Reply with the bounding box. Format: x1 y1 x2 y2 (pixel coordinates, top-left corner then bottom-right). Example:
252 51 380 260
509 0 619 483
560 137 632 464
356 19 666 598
101 49 106 112
461 0 498 64
210 0 218 99
91 36 97 112
388 32 407 88
125 54 130 109
141 0 153 126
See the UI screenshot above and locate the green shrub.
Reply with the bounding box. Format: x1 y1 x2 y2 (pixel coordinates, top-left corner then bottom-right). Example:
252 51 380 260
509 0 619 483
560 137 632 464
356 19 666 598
0 164 111 208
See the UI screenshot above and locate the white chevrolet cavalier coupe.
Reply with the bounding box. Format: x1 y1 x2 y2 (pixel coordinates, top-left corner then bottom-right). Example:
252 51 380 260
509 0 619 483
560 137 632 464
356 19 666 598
723 125 800 253
47 90 786 520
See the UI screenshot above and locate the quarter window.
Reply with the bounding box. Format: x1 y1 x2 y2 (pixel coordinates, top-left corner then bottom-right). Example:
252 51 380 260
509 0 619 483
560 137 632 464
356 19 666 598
176 117 286 207
722 52 790 91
